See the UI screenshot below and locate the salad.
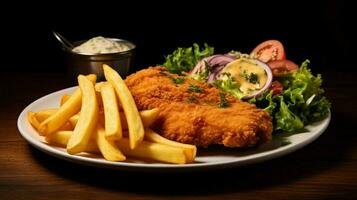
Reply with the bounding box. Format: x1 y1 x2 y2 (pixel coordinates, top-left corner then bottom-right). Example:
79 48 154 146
161 40 331 133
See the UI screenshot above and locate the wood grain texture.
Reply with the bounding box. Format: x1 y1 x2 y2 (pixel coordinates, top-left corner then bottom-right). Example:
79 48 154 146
1 70 356 200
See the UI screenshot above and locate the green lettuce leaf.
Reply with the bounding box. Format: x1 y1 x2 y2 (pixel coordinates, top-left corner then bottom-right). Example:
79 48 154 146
162 43 214 74
301 95 331 123
249 91 277 115
281 60 324 100
274 96 304 132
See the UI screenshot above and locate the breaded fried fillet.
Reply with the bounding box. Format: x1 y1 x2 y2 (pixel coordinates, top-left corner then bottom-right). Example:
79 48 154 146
125 67 272 147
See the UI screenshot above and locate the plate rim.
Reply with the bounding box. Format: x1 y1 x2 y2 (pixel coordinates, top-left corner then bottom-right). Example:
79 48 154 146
17 86 331 171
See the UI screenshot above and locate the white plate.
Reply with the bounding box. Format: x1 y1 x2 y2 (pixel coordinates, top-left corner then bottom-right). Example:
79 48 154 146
17 86 331 171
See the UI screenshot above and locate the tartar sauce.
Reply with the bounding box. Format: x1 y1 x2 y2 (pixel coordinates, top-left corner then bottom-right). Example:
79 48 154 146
72 36 130 55
220 58 268 96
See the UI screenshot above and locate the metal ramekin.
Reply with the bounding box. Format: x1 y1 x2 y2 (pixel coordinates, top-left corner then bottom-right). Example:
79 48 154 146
66 38 135 82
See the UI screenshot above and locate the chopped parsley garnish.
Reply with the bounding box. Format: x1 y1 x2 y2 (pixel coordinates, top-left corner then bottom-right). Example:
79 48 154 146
187 96 198 103
242 70 259 84
249 73 259 84
220 72 232 77
159 71 185 84
170 77 185 84
219 93 230 108
159 70 168 76
188 84 203 93
201 60 211 80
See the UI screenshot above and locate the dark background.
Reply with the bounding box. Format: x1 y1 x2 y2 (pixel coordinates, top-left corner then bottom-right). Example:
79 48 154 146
1 1 357 199
3 0 352 76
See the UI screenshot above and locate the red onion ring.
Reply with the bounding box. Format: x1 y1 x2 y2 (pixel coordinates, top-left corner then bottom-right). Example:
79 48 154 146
190 54 236 83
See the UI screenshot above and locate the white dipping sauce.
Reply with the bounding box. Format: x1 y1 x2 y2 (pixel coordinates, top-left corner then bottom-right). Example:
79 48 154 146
72 36 130 55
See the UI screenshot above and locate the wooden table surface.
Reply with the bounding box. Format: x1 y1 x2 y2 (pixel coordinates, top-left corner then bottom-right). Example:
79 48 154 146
1 69 356 200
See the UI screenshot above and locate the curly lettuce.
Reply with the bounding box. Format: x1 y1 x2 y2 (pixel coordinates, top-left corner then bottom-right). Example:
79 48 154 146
249 91 277 115
162 43 214 74
250 60 331 132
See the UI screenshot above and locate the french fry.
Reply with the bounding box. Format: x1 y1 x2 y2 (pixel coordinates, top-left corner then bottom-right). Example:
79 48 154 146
45 131 71 147
51 103 159 130
34 109 57 122
39 74 96 135
59 122 73 131
42 129 188 164
119 108 160 129
69 114 79 127
35 109 73 131
29 111 72 131
28 112 41 130
62 91 102 107
69 109 157 130
60 94 71 106
69 115 110 129
116 138 187 164
145 128 196 162
67 75 99 154
94 82 105 107
58 92 157 133
137 108 160 127
96 91 103 108
45 131 99 153
94 82 105 92
95 125 126 161
99 82 122 141
62 92 103 111
103 64 144 149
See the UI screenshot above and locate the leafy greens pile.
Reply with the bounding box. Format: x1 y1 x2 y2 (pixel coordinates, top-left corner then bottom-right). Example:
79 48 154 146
161 44 330 133
249 60 330 132
162 43 214 74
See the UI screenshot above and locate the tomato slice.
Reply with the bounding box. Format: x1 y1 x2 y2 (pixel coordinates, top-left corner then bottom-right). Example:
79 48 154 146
267 60 299 77
251 40 286 63
270 80 284 96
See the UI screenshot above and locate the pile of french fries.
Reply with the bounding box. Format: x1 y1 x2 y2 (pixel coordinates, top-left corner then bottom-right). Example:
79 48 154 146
28 64 196 164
